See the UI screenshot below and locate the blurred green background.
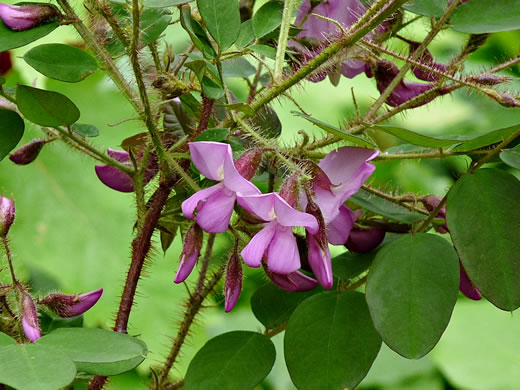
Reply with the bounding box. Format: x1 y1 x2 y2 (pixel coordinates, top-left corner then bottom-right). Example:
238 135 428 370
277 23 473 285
1 2 520 389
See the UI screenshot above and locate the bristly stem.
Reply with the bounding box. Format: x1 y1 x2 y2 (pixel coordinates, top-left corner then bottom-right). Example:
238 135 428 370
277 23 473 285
274 0 298 82
191 95 216 140
1 237 17 286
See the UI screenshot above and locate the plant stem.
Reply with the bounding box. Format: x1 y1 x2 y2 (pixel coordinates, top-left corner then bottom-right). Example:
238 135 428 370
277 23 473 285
273 0 298 82
1 237 17 285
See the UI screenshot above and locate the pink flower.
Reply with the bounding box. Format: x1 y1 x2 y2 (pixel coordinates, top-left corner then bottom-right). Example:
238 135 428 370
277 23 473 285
182 142 261 233
39 289 103 318
0 196 15 237
302 147 378 245
174 223 203 283
20 287 40 342
238 193 318 274
0 3 60 31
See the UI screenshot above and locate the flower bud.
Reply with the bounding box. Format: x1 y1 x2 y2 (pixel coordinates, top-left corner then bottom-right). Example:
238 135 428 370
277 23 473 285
0 51 12 76
420 195 448 234
345 227 385 253
467 73 510 86
306 161 333 193
174 223 203 283
9 139 46 165
0 3 61 31
279 174 300 208
19 287 40 342
265 267 318 292
234 148 263 181
305 197 332 289
39 288 103 318
0 196 15 237
224 250 242 312
459 263 481 300
483 89 520 108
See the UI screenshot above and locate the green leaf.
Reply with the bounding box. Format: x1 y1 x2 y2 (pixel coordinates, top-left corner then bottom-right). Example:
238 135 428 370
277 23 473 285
285 291 382 389
0 333 16 347
0 343 76 390
195 127 230 142
37 328 148 376
369 125 461 148
236 19 255 49
331 250 375 281
16 85 80 127
366 233 459 359
180 5 216 59
144 0 194 7
0 20 59 51
252 1 283 38
500 146 520 169
451 0 520 33
184 331 276 390
293 111 377 148
403 0 448 17
0 109 25 161
451 124 520 152
196 0 240 50
39 310 83 335
140 8 172 47
447 168 520 311
23 44 98 83
71 123 100 137
221 57 256 78
201 76 225 100
251 105 282 138
350 188 427 223
251 283 316 329
163 98 195 136
249 44 277 59
431 301 520 390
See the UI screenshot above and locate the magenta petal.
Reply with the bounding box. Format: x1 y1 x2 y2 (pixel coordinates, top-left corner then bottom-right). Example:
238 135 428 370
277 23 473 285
318 147 379 186
22 317 41 342
327 206 359 245
65 288 103 317
107 148 130 162
189 142 231 181
237 193 276 222
181 184 222 220
174 249 200 283
95 165 134 192
266 227 300 274
273 195 319 234
267 270 318 292
459 263 482 301
345 227 386 253
223 150 261 195
241 222 276 268
307 234 333 289
196 188 236 233
341 59 367 79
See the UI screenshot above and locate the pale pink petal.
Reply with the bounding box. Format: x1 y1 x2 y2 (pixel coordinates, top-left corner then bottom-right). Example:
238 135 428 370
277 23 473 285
237 193 276 222
266 226 300 274
318 147 378 186
307 234 333 289
241 222 277 268
267 270 318 292
273 194 319 234
196 188 236 233
181 184 223 220
327 206 359 245
223 150 261 195
189 142 230 181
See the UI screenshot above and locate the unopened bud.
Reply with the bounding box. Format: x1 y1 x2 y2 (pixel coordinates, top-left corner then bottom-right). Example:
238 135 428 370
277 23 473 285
234 148 263 181
0 51 12 76
467 73 510 86
0 196 15 237
306 161 333 192
345 227 385 253
484 89 520 108
9 139 46 165
265 267 318 292
459 263 481 300
19 286 40 342
174 223 203 283
279 175 300 208
224 249 242 312
39 288 103 318
305 198 332 289
0 3 61 32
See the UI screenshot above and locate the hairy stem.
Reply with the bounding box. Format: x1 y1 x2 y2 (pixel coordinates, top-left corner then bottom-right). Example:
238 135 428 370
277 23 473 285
1 237 17 286
274 0 298 82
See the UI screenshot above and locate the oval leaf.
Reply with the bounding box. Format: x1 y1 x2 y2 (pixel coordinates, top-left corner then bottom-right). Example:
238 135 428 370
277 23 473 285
447 168 520 311
251 283 316 329
23 44 98 83
201 76 225 100
180 5 216 59
369 125 461 148
197 0 240 50
0 343 76 390
451 124 520 152
0 20 58 51
285 291 382 390
252 1 283 38
184 331 276 390
0 333 16 347
16 85 80 127
366 233 459 359
71 123 100 137
451 0 520 33
195 127 229 142
403 0 448 17
37 328 147 376
0 109 24 161
145 0 194 7
500 147 520 169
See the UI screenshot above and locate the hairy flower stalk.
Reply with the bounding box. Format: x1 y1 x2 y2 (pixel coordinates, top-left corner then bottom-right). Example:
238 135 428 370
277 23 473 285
39 288 103 318
0 3 61 31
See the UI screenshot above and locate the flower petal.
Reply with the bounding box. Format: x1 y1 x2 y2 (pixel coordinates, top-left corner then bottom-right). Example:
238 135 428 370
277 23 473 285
189 141 230 181
174 249 200 283
307 234 333 289
107 148 130 162
459 263 482 301
95 165 134 193
266 226 300 274
241 222 277 268
196 188 236 233
223 150 261 195
318 146 378 186
327 205 359 245
273 194 319 233
237 193 276 222
267 270 318 292
181 184 222 220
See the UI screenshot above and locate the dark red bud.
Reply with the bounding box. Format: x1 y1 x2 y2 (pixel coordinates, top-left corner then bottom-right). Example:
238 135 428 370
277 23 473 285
345 227 385 253
9 139 46 165
0 196 15 237
235 149 263 180
306 161 333 192
467 73 510 86
224 250 242 312
279 174 300 208
0 51 12 76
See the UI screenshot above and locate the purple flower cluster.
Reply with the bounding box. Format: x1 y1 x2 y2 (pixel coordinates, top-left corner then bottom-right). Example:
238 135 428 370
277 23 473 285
177 141 378 310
